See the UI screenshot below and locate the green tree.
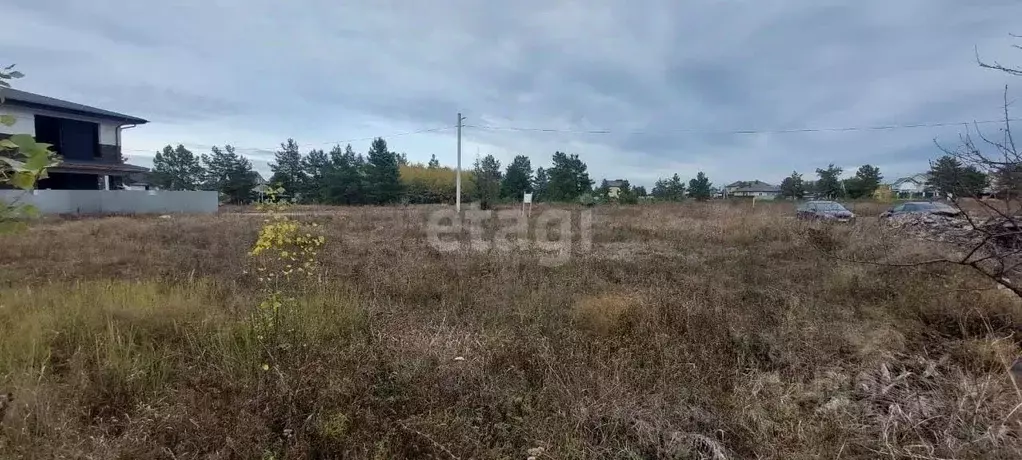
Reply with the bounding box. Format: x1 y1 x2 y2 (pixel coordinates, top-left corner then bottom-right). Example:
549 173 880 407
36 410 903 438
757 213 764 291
633 185 648 197
427 154 440 169
500 155 533 199
269 138 306 200
615 179 639 204
845 164 882 199
533 167 549 201
473 154 502 208
652 173 685 201
688 172 712 200
201 145 257 204
595 179 612 201
151 144 203 190
815 164 844 199
323 144 365 205
928 155 989 198
365 137 403 204
779 171 805 199
545 151 592 201
301 148 330 202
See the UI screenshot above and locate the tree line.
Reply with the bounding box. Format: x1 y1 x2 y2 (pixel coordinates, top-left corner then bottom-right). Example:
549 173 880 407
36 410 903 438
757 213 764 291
150 137 598 205
775 155 995 201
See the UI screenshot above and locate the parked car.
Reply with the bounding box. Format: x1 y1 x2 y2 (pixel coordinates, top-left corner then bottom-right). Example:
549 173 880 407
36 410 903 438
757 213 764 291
879 201 961 219
796 201 856 222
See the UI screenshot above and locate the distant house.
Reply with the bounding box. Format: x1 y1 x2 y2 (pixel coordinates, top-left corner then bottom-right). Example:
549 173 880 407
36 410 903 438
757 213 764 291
252 172 272 200
890 173 934 199
605 179 626 198
728 180 781 200
120 172 154 191
0 88 149 190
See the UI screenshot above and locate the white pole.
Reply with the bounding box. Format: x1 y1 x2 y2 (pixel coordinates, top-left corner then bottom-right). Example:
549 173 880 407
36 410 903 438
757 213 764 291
456 112 463 212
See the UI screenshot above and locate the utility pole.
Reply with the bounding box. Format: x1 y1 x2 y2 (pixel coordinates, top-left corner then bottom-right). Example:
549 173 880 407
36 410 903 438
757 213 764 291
456 112 465 212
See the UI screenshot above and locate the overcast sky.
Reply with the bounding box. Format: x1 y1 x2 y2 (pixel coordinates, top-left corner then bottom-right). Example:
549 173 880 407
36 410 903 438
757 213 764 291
3 0 1021 186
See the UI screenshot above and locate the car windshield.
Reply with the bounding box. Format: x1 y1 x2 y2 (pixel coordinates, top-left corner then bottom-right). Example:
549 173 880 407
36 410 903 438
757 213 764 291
815 202 846 212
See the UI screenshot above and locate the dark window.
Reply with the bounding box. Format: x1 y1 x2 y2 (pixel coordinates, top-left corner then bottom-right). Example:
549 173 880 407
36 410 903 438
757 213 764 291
33 115 100 161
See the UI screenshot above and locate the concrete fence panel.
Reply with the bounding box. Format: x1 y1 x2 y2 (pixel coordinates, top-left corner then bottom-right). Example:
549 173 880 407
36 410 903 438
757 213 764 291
0 190 219 214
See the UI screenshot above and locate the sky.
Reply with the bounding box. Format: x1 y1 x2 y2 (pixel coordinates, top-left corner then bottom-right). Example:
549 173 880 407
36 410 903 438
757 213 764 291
2 0 1021 187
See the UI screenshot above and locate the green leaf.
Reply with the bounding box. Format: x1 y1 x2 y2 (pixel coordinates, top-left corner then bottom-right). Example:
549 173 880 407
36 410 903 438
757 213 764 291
0 139 17 149
8 134 38 150
7 71 23 79
0 115 14 127
10 171 36 190
24 152 54 172
20 204 39 218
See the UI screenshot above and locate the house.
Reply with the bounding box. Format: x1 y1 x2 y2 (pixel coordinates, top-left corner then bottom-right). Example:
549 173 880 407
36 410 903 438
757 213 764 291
725 180 774 197
728 180 781 200
605 179 626 198
120 172 154 191
0 88 149 190
252 172 271 199
890 173 934 199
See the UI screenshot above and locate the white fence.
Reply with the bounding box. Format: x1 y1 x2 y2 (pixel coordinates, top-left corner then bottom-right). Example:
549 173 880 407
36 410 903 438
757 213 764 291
0 190 219 214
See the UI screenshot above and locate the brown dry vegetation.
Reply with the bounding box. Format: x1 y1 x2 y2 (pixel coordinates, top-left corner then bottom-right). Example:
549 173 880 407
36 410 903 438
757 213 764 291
0 202 1020 459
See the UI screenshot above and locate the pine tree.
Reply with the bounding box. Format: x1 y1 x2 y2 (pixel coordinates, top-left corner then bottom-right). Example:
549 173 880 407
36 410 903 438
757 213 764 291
779 171 805 199
688 172 712 200
427 154 440 169
201 145 257 204
323 144 365 205
473 154 502 208
928 155 990 198
533 167 549 201
151 144 203 190
545 151 592 201
815 164 844 199
845 164 882 199
301 148 330 202
269 138 306 199
500 155 533 199
652 174 685 201
365 137 403 204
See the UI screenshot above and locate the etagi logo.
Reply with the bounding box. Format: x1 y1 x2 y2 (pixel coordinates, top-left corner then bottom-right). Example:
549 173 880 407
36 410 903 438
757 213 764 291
426 208 593 266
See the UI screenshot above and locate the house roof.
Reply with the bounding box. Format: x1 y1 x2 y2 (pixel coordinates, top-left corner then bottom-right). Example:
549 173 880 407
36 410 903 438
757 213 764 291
0 88 148 125
606 179 626 188
728 179 772 188
891 173 931 187
734 183 780 193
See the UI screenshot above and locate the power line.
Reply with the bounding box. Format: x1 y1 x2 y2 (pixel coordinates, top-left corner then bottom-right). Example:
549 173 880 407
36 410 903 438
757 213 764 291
121 125 456 154
464 118 1021 135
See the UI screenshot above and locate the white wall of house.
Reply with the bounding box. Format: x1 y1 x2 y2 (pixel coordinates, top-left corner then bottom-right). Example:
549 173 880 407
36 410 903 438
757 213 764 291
896 181 923 194
0 105 36 136
0 105 122 145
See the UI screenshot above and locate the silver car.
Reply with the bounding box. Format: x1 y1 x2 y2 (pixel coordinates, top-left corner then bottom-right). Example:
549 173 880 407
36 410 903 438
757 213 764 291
796 200 856 223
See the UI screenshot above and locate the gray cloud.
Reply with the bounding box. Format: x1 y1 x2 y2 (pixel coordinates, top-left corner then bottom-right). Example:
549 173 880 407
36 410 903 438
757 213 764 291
2 0 1021 186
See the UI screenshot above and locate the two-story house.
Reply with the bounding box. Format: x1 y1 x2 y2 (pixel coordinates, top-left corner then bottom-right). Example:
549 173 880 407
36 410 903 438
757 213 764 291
0 88 149 190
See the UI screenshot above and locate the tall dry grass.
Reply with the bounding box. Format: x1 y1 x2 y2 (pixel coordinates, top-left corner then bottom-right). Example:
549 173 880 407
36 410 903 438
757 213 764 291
0 202 1019 459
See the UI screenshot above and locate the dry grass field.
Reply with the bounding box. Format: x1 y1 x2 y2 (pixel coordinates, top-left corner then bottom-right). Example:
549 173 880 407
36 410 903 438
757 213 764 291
0 202 1020 459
